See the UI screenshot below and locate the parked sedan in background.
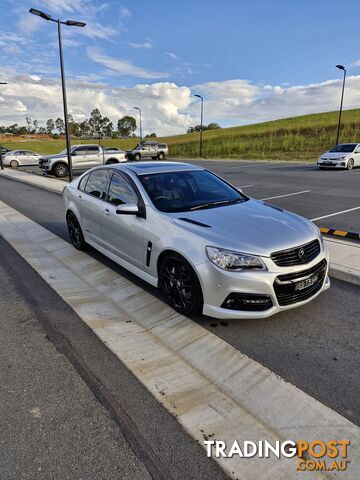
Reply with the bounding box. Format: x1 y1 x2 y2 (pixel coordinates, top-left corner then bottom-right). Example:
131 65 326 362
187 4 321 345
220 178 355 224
2 149 41 167
64 162 329 320
317 143 360 169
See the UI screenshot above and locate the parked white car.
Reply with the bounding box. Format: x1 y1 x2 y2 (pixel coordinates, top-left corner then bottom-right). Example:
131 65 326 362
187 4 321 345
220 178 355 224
2 149 41 167
317 143 360 170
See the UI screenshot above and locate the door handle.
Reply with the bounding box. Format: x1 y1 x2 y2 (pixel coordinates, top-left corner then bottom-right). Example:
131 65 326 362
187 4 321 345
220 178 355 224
104 208 110 216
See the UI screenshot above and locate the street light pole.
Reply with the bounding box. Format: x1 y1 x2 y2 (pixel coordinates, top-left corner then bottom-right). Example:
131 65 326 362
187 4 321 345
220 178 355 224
335 64 346 146
57 19 73 180
0 82 8 170
133 107 142 142
29 8 86 181
194 94 204 157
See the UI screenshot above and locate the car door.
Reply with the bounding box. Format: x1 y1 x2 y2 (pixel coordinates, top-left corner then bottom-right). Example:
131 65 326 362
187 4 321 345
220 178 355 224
71 146 89 170
24 151 38 165
86 145 103 167
15 151 25 165
77 169 110 246
101 171 145 269
354 145 360 166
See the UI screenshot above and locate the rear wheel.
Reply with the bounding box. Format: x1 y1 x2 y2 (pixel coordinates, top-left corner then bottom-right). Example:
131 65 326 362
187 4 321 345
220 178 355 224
67 212 86 250
53 163 69 178
10 160 19 168
105 158 118 165
159 253 203 315
347 158 354 170
157 152 165 160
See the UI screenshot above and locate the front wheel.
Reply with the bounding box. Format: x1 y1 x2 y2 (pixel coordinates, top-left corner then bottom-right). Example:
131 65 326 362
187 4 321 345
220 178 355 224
134 153 141 161
159 253 203 315
10 160 19 168
67 213 86 250
53 163 69 178
347 158 354 170
157 152 165 160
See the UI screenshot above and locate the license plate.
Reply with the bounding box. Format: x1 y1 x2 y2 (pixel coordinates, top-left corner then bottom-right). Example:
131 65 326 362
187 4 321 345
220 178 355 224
295 274 319 291
323 161 332 166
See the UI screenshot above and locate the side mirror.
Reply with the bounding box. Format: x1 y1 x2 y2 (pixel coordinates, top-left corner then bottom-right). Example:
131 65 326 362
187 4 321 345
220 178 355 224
116 203 139 215
72 150 78 156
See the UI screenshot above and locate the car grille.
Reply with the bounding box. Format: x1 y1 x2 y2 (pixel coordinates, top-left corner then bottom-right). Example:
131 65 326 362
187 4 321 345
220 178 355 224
274 259 327 306
270 239 320 266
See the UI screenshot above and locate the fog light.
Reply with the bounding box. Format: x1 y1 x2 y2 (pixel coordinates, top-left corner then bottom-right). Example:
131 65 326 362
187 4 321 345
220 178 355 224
222 293 273 311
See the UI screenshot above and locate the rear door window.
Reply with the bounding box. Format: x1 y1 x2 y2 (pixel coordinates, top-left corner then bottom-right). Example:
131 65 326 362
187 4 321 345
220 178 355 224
107 173 138 206
84 169 109 199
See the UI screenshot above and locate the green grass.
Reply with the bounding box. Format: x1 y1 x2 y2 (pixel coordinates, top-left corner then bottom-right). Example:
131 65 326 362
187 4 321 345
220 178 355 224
2 108 360 161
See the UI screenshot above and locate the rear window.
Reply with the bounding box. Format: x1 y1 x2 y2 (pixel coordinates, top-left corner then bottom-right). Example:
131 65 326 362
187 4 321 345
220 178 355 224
157 144 167 148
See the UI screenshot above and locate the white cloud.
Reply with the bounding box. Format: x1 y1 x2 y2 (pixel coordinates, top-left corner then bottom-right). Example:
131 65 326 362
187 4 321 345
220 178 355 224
120 5 132 18
17 14 42 35
87 47 167 79
166 52 180 60
2 72 360 136
128 42 152 49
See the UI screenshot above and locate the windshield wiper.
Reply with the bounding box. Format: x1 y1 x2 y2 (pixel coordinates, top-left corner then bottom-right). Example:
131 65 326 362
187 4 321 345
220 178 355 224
190 198 242 211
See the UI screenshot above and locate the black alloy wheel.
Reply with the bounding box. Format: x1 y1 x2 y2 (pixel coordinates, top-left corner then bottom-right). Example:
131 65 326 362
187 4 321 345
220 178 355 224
160 253 203 315
67 213 86 250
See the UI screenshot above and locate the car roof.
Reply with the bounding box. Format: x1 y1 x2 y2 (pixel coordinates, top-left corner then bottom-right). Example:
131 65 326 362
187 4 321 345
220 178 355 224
113 161 203 175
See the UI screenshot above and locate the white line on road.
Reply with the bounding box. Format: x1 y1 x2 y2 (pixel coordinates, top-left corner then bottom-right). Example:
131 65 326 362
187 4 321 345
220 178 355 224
311 206 360 221
236 184 254 188
260 190 311 201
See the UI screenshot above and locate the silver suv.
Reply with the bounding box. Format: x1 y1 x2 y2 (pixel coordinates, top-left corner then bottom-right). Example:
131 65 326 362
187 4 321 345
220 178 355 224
127 141 168 161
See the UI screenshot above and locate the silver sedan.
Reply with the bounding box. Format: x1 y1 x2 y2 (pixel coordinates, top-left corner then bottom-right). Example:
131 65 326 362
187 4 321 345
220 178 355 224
2 149 41 167
63 162 330 319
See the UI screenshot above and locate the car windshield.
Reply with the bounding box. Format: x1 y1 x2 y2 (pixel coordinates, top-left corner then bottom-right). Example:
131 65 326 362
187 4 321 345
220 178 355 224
138 169 247 213
329 144 357 153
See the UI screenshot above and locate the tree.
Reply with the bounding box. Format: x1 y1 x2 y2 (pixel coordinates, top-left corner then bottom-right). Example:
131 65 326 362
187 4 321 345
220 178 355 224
38 127 46 134
67 114 80 137
79 120 90 138
55 117 65 135
25 117 32 134
117 115 137 138
19 126 28 135
207 122 221 130
46 118 55 135
33 119 39 133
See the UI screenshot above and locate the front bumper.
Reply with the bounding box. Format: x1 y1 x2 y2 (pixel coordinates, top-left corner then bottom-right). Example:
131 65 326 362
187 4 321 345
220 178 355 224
317 160 346 168
196 245 330 319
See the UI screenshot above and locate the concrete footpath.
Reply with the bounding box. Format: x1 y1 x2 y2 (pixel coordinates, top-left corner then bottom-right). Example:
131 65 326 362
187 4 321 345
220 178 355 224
1 167 359 287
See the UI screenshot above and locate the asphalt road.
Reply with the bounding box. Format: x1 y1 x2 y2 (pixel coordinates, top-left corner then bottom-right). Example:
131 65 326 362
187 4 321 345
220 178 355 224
0 176 359 430
19 159 360 233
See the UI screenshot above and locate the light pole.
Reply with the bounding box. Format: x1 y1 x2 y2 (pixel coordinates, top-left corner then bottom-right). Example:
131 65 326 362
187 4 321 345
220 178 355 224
194 94 204 157
133 107 142 142
0 82 8 170
29 8 86 181
335 64 346 146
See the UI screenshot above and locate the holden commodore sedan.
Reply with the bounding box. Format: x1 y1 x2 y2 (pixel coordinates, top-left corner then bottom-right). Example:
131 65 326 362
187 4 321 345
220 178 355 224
63 162 330 319
317 143 360 169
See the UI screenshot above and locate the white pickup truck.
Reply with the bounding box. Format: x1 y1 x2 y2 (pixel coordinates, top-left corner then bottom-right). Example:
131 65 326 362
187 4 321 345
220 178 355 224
39 144 127 178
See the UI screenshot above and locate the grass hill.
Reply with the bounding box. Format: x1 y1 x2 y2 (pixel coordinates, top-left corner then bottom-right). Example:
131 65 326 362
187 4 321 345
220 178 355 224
2 108 360 161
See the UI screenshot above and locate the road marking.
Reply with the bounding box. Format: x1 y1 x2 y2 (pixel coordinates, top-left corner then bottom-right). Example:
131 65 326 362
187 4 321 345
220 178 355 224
260 190 311 201
0 200 359 479
236 184 254 188
312 206 360 221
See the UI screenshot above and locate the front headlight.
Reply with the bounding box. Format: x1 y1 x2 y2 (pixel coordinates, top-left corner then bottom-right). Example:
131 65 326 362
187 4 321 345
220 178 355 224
205 246 266 271
340 156 346 160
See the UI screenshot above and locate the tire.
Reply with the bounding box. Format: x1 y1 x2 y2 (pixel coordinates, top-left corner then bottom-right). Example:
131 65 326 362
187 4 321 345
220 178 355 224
53 163 69 178
66 212 86 250
152 156 157 160
10 160 19 168
134 153 141 161
159 253 203 316
157 152 165 160
105 158 118 165
347 158 354 170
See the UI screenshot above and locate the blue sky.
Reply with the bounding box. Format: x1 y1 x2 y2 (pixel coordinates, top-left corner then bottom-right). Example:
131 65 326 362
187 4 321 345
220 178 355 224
1 0 360 135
